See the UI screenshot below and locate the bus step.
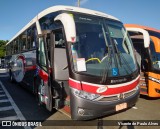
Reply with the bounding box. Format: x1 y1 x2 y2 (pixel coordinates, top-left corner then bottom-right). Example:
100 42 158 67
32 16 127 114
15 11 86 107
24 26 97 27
141 86 148 90
140 83 147 87
59 108 71 118
140 91 148 96
140 86 148 95
140 78 146 81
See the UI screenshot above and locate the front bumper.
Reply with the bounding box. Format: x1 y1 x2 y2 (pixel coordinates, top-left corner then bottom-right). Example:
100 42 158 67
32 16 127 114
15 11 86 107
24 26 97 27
70 87 140 120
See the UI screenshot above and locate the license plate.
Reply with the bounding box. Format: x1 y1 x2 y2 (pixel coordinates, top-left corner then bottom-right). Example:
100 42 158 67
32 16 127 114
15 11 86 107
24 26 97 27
116 103 127 111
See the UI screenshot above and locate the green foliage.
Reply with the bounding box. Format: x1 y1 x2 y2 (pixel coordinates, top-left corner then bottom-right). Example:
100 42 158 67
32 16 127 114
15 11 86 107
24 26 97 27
0 40 8 58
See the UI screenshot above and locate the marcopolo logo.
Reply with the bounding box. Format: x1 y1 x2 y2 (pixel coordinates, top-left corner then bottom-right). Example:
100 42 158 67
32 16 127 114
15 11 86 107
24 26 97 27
96 86 108 93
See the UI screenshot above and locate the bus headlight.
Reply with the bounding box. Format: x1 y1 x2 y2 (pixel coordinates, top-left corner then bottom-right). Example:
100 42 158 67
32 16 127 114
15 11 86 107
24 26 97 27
73 89 100 100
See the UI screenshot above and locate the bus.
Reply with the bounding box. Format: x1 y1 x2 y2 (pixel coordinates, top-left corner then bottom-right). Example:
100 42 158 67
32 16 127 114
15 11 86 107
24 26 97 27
125 24 160 97
125 24 160 39
5 5 140 120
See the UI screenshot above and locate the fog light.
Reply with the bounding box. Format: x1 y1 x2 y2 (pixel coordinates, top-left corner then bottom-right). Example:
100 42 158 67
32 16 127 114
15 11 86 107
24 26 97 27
78 108 85 116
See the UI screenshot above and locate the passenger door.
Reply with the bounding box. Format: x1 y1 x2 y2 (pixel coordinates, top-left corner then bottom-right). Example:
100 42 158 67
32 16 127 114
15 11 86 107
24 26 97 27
46 29 69 109
51 29 69 81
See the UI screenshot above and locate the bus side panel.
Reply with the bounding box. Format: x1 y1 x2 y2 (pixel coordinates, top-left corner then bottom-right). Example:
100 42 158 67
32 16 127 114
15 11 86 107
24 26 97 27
22 51 37 91
148 72 160 97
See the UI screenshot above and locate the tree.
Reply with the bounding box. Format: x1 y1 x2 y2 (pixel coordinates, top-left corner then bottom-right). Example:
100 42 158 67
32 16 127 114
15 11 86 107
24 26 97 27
0 40 8 58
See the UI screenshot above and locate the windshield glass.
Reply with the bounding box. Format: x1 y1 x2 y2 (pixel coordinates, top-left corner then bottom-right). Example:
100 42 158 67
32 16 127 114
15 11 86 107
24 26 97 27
71 14 137 78
150 40 160 69
148 30 160 39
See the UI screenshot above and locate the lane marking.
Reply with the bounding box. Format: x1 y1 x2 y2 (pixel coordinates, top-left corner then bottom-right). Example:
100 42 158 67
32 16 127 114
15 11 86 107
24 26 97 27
0 68 7 70
0 75 9 77
0 106 13 111
0 116 19 121
0 95 6 97
0 99 9 103
0 81 32 129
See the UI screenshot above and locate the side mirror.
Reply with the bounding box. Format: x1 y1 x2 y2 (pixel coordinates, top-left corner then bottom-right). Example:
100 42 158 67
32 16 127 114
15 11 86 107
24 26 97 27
54 13 76 43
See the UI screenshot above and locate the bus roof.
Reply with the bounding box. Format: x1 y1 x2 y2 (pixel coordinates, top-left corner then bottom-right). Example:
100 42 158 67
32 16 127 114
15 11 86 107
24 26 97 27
125 24 160 33
38 5 120 21
7 5 120 45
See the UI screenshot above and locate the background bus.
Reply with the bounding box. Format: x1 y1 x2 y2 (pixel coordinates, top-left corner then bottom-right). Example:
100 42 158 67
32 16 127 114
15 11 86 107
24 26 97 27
5 6 140 120
125 24 160 39
125 24 160 97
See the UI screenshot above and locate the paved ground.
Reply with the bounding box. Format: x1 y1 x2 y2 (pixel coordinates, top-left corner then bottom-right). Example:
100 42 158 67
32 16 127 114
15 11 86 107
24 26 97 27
0 69 159 129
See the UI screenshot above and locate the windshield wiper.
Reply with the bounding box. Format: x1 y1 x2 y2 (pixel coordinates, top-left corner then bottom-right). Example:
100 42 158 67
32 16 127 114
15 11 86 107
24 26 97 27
113 39 122 66
100 46 112 83
100 24 110 83
100 24 120 83
119 31 133 74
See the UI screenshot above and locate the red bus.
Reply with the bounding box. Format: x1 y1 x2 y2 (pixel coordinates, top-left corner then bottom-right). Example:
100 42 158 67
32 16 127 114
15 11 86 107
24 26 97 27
5 6 140 120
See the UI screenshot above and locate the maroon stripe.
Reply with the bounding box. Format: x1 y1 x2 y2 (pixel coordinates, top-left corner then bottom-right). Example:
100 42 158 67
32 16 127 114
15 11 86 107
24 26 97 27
69 77 140 95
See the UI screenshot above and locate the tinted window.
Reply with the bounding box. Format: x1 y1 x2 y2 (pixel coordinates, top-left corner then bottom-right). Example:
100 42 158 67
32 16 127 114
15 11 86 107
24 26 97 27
27 26 37 50
150 41 160 69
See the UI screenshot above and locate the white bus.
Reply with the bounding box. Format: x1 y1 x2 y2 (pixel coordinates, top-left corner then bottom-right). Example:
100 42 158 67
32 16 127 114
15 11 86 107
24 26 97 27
6 5 140 120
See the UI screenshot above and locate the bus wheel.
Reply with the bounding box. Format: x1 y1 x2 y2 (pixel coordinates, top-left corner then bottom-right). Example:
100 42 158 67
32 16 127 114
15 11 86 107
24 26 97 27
46 86 53 112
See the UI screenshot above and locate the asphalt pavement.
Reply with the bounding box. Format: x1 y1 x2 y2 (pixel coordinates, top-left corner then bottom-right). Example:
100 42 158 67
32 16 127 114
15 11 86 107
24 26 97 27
0 69 159 129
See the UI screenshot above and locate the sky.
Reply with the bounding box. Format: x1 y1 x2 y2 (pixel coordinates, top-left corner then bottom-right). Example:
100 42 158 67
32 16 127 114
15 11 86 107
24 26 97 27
0 0 160 40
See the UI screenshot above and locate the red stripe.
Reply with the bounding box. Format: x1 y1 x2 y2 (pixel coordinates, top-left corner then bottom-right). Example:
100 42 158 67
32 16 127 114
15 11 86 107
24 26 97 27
25 65 36 71
18 55 25 62
69 79 82 90
69 77 140 95
17 55 25 71
39 69 48 82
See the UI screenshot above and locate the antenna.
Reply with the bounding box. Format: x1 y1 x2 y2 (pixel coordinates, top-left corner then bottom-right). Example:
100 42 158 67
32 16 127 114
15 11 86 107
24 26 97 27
77 0 80 7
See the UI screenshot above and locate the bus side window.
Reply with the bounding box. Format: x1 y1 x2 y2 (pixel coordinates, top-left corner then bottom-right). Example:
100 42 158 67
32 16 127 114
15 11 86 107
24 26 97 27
27 25 37 50
27 29 32 50
22 31 27 51
32 27 37 48
150 41 159 69
37 38 47 71
13 40 18 54
55 33 65 48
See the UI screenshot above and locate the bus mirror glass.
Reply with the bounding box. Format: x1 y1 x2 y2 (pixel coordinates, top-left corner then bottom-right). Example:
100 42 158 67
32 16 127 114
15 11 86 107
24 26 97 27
54 13 76 43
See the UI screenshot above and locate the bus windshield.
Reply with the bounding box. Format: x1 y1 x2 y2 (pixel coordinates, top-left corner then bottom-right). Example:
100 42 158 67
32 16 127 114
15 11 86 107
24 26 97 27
71 14 137 78
148 30 160 39
150 40 160 69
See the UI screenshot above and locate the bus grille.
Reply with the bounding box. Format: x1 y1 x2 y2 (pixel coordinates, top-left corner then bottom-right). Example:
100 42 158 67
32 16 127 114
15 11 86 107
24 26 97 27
124 90 137 98
98 95 118 102
98 89 137 102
